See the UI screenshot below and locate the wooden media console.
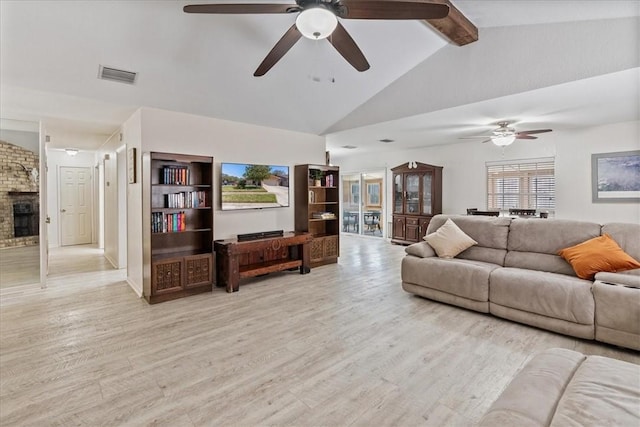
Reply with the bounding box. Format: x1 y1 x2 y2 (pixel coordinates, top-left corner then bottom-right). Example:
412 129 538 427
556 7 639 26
214 231 312 292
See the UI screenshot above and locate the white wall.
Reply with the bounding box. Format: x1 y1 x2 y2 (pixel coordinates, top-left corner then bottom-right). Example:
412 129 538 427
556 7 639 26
556 121 640 222
333 121 640 225
122 107 326 297
99 132 121 268
46 150 98 248
116 147 127 268
123 110 143 296
139 107 326 238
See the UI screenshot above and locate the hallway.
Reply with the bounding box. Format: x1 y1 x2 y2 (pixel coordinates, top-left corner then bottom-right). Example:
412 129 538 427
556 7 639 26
0 245 125 306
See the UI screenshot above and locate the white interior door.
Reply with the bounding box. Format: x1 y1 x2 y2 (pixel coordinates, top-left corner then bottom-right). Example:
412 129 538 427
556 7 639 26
60 166 92 246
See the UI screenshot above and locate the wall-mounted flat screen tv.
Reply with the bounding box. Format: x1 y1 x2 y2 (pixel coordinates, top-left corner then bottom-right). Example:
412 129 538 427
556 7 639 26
220 162 290 211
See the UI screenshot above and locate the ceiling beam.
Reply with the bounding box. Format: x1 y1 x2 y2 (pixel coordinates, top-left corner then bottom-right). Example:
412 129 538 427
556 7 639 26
424 0 478 46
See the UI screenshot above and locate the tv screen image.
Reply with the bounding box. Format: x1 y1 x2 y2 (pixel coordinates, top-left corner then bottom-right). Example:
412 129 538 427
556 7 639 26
220 163 290 210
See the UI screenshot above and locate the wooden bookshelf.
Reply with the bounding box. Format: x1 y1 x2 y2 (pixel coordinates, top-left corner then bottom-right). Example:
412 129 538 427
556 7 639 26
142 152 214 303
294 164 340 267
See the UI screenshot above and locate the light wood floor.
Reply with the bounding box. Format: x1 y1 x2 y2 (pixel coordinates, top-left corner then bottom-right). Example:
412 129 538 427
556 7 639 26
0 245 40 289
1 236 638 426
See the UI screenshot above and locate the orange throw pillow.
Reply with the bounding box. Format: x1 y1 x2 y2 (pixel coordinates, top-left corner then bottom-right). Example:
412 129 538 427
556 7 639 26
558 234 640 280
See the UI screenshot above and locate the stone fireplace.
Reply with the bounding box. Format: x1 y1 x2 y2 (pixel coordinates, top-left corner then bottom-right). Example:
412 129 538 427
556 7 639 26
0 140 40 248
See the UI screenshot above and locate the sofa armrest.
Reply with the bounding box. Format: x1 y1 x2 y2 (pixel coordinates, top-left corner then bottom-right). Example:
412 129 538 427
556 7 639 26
405 242 436 258
594 269 640 288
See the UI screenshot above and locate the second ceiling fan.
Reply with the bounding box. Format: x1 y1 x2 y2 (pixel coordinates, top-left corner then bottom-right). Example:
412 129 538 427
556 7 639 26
184 0 450 76
461 122 553 146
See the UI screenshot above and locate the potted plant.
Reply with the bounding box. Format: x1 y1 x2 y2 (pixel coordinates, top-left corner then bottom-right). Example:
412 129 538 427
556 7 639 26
310 169 324 187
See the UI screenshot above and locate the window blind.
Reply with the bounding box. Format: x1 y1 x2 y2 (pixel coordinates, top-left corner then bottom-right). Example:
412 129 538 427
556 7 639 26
486 159 555 212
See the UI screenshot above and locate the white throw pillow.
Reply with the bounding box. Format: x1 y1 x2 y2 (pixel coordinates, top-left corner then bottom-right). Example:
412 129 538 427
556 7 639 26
423 218 477 258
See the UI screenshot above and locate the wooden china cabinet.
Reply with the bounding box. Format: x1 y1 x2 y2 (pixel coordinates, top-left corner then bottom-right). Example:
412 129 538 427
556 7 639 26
391 162 442 245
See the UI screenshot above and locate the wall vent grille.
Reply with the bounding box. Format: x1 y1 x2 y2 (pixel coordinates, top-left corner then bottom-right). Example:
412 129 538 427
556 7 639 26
98 65 137 84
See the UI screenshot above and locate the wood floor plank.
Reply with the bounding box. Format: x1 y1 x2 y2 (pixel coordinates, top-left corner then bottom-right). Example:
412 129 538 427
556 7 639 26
1 236 638 426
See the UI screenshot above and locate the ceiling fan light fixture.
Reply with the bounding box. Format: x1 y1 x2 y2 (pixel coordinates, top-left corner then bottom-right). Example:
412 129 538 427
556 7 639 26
296 7 338 40
491 135 516 146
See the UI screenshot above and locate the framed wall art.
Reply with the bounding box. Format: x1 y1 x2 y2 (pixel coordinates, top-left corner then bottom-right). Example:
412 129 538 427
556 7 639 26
591 150 640 203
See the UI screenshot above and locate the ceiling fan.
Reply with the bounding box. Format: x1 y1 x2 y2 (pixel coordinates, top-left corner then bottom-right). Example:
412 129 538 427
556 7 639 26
183 0 450 76
461 122 553 146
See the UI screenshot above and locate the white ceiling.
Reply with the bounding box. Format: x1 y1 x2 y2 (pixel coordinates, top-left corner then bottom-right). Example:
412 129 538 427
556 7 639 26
1 0 639 150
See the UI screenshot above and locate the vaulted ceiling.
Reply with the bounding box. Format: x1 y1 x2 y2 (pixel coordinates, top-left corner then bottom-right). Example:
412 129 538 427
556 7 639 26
1 1 638 151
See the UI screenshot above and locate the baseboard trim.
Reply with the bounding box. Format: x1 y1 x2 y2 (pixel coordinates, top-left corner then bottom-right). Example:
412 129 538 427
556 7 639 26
126 277 143 297
104 253 119 269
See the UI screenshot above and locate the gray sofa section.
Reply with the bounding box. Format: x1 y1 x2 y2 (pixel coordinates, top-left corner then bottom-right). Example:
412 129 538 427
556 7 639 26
401 214 640 350
480 348 640 426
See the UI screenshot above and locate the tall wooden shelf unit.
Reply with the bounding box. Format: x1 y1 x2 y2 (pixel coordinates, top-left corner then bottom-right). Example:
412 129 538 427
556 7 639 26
295 164 340 267
391 162 443 245
142 152 214 303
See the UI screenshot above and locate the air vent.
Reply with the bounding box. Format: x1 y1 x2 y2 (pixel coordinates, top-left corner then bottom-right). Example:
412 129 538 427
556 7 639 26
379 138 394 143
98 65 137 84
341 145 357 149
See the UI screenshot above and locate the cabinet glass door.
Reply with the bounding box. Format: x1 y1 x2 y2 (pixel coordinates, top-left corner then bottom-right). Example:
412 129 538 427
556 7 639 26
422 173 432 215
394 174 403 214
405 174 420 214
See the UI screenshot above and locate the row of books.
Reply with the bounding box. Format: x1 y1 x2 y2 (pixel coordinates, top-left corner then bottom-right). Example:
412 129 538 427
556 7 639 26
162 166 190 185
312 211 336 219
325 174 335 187
165 191 207 208
151 212 187 233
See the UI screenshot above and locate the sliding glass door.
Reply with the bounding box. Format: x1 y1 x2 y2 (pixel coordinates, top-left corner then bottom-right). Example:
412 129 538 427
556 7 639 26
341 171 385 238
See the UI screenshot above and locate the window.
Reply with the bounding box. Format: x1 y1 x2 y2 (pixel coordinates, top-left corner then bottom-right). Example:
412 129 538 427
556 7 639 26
487 158 555 212
366 182 381 206
350 183 360 205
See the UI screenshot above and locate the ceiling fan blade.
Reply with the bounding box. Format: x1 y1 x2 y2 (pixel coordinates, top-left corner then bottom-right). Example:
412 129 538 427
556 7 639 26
517 129 553 135
480 139 492 144
183 4 295 14
327 22 370 72
254 24 302 76
516 135 538 140
459 135 490 139
339 0 449 20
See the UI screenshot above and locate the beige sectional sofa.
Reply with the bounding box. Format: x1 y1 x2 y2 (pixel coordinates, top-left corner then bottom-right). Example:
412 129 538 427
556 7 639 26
401 214 640 350
480 348 640 426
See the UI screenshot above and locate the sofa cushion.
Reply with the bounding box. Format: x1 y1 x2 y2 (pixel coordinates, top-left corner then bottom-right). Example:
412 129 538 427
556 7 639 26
550 355 640 426
595 269 640 288
505 251 576 276
506 219 601 275
479 348 585 427
480 348 640 427
405 241 436 258
558 234 640 280
602 222 640 261
401 256 500 302
490 268 594 325
427 214 511 249
427 215 511 265
423 218 477 258
593 280 640 350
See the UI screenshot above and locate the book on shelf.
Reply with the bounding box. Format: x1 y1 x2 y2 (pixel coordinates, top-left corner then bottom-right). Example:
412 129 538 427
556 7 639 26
326 174 334 187
151 211 188 233
165 191 207 208
312 212 336 219
162 166 190 185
